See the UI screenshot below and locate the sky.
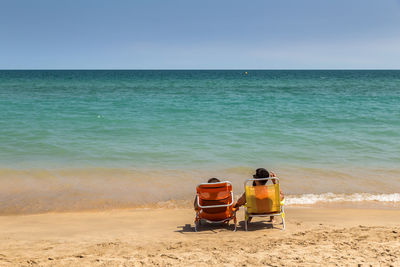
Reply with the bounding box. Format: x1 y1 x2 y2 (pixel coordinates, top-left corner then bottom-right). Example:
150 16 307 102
1 0 400 69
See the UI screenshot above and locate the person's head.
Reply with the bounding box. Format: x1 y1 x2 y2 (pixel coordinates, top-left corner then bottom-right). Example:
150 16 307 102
252 168 270 186
207 177 220 183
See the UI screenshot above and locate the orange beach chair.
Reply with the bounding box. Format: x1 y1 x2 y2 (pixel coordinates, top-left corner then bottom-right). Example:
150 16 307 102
194 181 237 232
244 177 285 231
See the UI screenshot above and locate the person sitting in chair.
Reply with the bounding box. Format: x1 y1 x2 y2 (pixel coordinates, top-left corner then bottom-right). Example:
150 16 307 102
194 178 220 210
234 168 284 223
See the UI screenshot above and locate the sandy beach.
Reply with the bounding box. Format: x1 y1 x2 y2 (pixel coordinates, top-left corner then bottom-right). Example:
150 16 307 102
0 207 399 266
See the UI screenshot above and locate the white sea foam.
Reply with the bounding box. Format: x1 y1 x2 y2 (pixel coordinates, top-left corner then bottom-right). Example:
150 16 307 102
286 193 400 205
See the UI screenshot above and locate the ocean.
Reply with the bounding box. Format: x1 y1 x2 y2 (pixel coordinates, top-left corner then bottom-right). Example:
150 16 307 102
0 70 399 213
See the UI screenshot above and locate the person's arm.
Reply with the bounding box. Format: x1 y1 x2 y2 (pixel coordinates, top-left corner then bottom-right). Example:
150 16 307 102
234 192 246 208
269 172 284 200
270 171 277 184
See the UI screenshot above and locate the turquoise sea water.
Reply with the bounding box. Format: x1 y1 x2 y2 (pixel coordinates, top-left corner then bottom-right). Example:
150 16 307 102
1 70 399 169
0 70 399 213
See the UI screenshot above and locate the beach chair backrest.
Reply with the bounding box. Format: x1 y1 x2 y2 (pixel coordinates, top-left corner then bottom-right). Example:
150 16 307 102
197 182 233 214
245 182 281 214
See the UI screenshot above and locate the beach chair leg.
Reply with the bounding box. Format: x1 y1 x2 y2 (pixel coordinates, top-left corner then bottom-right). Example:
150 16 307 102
233 216 237 232
194 213 199 232
245 212 248 231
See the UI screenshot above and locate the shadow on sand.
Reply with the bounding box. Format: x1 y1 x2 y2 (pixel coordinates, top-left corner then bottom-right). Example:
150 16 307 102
176 219 280 233
175 220 236 233
238 220 275 231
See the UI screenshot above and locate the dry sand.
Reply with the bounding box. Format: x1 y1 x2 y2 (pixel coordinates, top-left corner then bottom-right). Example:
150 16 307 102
0 207 399 266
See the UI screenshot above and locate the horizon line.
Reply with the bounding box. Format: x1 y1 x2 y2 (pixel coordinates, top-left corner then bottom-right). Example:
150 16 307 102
1 68 400 71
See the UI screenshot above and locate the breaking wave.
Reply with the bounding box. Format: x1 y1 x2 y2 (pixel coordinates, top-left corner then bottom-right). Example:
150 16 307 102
286 193 400 205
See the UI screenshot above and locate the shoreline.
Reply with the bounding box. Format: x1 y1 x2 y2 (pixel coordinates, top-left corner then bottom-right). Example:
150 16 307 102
0 197 399 216
1 207 399 266
1 166 399 215
0 195 399 216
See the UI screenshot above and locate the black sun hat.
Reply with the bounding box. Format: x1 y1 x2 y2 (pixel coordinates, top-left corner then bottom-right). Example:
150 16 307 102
253 168 270 178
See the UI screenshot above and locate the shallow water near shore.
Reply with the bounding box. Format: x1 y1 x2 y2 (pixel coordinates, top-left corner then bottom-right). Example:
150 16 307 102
1 70 399 213
0 166 398 214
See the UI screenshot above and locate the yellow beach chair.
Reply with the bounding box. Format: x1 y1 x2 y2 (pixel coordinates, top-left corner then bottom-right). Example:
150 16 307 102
244 177 285 231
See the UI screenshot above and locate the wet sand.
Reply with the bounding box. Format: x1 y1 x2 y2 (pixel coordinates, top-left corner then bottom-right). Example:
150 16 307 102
0 207 399 266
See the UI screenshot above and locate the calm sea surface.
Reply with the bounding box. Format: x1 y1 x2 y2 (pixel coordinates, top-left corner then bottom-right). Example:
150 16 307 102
1 70 399 169
0 70 399 213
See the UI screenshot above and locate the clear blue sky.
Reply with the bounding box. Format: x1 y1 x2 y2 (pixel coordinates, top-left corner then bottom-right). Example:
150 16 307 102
1 0 400 69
